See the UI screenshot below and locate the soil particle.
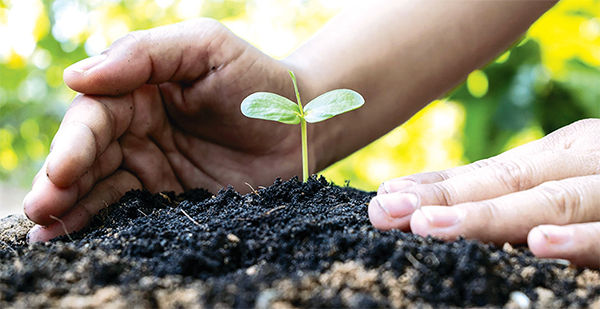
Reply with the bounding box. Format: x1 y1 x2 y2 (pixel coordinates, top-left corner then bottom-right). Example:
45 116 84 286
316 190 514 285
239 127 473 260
1 176 599 308
0 214 33 246
535 287 557 308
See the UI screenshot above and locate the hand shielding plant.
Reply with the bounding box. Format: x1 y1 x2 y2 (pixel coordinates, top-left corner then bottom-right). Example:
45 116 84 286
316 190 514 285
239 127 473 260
241 71 364 182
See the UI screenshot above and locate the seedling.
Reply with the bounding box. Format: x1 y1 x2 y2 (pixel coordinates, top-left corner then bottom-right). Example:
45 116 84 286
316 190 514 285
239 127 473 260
241 71 364 182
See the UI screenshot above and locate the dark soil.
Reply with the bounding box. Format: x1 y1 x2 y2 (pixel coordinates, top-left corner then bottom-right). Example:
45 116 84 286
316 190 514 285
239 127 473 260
0 176 599 308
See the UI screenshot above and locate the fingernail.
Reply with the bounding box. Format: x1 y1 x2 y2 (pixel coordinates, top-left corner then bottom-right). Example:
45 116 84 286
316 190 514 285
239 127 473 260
27 225 42 243
372 193 419 219
420 206 464 228
380 180 417 194
537 225 573 245
67 54 108 73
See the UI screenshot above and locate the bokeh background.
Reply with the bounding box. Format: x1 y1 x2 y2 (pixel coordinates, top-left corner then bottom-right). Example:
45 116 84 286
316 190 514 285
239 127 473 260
1 0 599 215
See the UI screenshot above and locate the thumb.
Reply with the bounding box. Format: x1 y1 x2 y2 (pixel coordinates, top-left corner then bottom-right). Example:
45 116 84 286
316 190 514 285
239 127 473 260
63 18 230 96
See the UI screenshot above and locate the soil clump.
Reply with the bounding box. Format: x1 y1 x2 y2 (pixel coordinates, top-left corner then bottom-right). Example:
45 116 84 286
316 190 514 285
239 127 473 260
1 176 599 308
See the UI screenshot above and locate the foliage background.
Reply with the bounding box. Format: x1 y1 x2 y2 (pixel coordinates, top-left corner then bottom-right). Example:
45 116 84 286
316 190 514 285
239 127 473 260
0 0 599 193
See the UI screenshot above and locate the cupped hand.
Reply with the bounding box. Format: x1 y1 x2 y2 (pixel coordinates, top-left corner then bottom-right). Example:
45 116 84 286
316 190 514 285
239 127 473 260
25 19 304 242
369 119 600 268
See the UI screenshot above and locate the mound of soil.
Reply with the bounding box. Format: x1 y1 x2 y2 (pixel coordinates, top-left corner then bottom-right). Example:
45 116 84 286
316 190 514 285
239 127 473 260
1 176 599 308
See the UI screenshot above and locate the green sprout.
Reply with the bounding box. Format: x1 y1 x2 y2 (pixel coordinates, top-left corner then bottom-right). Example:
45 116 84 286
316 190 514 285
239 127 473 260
241 71 365 182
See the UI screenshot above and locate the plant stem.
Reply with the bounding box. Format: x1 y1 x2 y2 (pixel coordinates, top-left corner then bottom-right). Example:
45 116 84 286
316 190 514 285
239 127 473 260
289 71 309 182
300 118 308 182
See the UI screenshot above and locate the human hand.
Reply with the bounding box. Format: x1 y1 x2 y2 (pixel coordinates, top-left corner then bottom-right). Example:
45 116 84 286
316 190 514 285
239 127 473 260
369 119 600 268
24 19 306 242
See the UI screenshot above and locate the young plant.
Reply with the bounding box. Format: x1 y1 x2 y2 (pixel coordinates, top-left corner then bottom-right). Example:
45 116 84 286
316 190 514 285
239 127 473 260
241 71 364 182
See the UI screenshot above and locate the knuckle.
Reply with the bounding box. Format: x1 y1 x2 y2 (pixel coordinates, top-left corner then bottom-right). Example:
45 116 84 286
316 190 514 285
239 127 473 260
105 182 123 204
479 200 500 222
78 201 94 221
490 159 532 192
123 30 148 45
105 171 130 202
542 118 600 150
537 181 582 223
429 182 459 206
471 157 495 170
432 171 448 181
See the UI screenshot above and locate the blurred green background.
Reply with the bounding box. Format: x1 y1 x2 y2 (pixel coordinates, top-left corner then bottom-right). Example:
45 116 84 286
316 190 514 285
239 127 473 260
0 0 599 195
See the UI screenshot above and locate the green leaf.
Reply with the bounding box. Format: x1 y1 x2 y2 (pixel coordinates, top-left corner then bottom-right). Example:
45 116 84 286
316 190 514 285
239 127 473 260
240 92 302 124
303 89 364 123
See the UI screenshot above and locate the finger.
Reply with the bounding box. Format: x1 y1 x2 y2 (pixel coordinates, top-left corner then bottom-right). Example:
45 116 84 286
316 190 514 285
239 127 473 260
370 150 599 231
377 120 600 194
27 169 141 243
409 175 600 244
119 131 185 194
528 223 600 269
108 83 186 194
46 94 134 187
24 141 122 225
368 192 417 231
63 18 230 96
377 144 535 194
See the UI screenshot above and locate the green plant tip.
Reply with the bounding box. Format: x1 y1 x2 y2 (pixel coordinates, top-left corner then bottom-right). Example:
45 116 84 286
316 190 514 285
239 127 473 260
240 70 365 182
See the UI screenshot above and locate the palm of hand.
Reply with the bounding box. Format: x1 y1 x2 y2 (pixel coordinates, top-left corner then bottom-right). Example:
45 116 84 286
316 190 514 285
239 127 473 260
25 19 300 242
121 63 300 195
